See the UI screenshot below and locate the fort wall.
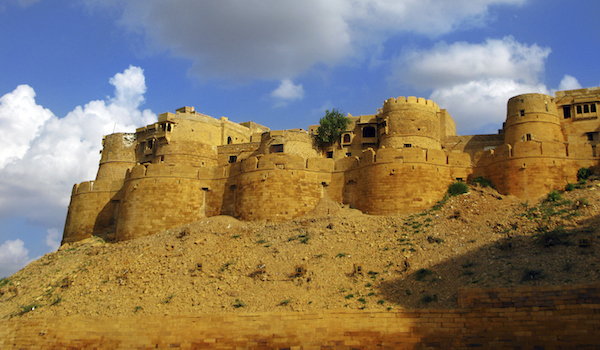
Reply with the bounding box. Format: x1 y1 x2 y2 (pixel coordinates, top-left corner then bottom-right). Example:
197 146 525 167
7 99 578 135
339 148 471 214
472 140 599 199
62 179 123 244
115 164 215 241
95 133 137 181
504 93 564 146
379 96 442 150
3 283 599 349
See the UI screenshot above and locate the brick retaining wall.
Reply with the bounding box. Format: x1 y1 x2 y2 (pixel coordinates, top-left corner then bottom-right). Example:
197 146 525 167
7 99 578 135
1 284 599 349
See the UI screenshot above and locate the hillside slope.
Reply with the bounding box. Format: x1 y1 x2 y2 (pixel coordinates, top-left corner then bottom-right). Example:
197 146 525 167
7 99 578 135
2 181 600 318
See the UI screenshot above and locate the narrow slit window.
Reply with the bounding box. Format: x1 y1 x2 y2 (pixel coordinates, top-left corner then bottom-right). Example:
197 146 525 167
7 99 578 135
591 104 597 113
526 134 532 141
577 105 583 114
563 106 571 118
584 105 590 113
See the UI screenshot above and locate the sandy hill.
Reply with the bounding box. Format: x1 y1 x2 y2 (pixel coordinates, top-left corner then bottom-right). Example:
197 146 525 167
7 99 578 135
2 181 600 318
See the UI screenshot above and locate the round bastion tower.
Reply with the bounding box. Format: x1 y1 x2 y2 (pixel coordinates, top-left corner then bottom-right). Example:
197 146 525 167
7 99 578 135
95 133 137 181
504 93 564 146
379 96 442 150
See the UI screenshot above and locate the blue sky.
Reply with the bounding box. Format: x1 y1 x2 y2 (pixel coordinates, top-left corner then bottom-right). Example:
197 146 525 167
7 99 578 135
0 0 598 277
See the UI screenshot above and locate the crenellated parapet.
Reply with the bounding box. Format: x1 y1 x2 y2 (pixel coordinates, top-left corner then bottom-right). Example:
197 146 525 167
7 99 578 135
382 96 440 113
61 86 600 245
379 96 443 150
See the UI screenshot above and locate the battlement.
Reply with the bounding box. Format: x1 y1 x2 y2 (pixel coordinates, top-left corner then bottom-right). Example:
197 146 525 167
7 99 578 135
72 179 124 195
62 86 600 243
382 96 440 113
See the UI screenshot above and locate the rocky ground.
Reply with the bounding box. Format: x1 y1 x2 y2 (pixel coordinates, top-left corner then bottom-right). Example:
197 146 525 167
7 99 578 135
2 180 600 318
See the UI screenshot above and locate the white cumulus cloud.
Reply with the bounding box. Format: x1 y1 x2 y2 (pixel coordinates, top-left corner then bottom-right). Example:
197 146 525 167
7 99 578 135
271 79 305 103
81 0 527 82
0 239 32 278
0 66 156 275
391 37 558 134
557 75 582 91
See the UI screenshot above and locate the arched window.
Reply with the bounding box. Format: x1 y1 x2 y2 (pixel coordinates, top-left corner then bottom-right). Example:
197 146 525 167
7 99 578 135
343 134 351 143
227 136 232 145
362 126 376 138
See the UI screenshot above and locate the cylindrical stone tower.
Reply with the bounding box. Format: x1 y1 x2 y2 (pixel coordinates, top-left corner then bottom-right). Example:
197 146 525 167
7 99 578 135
379 96 442 150
504 93 564 146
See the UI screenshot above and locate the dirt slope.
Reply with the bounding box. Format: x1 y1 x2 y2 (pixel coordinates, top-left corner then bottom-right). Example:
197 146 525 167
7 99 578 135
2 181 600 318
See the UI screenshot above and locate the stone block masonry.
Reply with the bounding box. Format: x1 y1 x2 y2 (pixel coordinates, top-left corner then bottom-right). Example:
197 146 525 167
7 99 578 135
2 284 599 348
62 87 600 244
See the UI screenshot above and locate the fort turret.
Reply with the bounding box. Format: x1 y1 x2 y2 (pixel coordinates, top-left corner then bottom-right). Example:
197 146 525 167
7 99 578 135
504 93 564 146
96 133 137 181
379 97 442 150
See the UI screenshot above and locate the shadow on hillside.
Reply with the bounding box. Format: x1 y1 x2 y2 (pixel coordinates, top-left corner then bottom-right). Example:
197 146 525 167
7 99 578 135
377 211 600 310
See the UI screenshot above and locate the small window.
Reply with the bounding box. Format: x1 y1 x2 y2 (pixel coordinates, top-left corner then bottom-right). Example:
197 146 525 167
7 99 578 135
587 133 596 141
167 123 172 132
563 106 571 119
526 134 532 141
404 144 412 148
346 152 352 157
591 104 597 113
584 105 590 113
362 126 376 138
229 155 237 163
227 136 232 145
147 139 154 149
577 105 583 114
270 144 284 153
519 109 525 116
326 151 333 158
343 134 351 143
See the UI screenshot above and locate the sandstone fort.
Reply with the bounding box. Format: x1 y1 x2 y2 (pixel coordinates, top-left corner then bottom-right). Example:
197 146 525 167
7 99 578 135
62 87 600 244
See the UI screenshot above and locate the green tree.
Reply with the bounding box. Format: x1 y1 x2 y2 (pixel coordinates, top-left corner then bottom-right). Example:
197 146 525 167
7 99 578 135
315 109 351 151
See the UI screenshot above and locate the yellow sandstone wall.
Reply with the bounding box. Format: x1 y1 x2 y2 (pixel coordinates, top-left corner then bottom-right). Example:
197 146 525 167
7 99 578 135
2 284 599 349
379 96 442 150
62 180 123 244
339 148 471 215
115 164 214 241
95 133 137 181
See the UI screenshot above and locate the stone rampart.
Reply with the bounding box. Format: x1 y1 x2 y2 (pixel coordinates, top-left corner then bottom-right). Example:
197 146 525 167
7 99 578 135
114 164 217 241
380 96 442 150
62 179 124 244
336 148 471 215
472 140 598 199
2 284 599 349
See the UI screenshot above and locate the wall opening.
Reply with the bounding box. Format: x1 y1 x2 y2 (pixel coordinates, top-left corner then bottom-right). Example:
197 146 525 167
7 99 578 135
519 109 525 116
343 134 351 143
404 144 412 148
227 136 232 145
326 151 333 158
270 144 284 153
526 134 532 141
362 126 376 138
563 106 571 118
229 155 237 163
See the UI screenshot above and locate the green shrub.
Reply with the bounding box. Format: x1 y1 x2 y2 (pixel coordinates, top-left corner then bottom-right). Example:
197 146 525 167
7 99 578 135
448 182 469 196
577 167 592 181
232 299 246 308
546 190 562 202
471 176 494 188
565 183 575 191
